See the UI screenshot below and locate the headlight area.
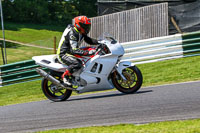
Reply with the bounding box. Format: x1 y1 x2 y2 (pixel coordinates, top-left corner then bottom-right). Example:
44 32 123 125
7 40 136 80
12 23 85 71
117 55 123 64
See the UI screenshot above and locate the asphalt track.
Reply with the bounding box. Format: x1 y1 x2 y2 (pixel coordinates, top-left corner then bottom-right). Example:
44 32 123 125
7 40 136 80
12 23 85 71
1 81 200 133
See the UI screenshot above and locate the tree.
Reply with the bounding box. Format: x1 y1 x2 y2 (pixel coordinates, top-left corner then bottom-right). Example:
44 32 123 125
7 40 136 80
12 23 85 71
2 0 15 21
2 0 97 25
69 0 97 17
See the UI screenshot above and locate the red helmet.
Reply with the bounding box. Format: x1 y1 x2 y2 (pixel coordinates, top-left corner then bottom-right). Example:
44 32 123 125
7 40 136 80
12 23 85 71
74 16 91 35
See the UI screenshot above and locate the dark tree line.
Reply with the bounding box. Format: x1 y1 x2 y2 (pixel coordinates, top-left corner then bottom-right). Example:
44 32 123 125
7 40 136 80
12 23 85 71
2 0 97 25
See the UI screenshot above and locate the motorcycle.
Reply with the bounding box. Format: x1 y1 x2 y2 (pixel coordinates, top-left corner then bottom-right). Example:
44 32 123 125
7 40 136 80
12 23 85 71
32 34 143 102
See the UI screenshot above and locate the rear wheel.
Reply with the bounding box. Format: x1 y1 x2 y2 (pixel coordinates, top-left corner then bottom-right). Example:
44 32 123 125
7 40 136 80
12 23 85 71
111 66 143 94
41 73 72 102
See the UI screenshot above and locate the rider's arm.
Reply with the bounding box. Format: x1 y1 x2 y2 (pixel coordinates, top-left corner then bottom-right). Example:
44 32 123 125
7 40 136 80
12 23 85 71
68 33 90 56
83 34 98 45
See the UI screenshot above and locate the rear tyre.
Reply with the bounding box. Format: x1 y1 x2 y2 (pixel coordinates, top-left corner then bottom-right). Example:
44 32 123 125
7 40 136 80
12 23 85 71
41 73 72 102
111 66 143 94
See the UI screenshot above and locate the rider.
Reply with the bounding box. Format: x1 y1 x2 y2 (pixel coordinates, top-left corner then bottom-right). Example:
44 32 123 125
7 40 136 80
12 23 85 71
57 16 99 87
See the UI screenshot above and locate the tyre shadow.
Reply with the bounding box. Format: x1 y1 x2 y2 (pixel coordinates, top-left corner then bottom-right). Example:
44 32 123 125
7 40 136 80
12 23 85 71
67 90 153 102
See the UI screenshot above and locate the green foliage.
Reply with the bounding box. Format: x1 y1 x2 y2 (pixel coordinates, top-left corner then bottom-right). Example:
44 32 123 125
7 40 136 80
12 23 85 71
70 0 97 17
3 0 49 23
2 0 97 25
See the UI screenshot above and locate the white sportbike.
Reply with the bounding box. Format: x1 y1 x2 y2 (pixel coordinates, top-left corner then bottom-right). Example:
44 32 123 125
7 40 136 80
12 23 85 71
32 34 143 101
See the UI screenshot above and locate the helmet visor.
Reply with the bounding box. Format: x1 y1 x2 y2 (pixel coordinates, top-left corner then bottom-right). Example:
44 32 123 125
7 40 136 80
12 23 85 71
79 23 91 34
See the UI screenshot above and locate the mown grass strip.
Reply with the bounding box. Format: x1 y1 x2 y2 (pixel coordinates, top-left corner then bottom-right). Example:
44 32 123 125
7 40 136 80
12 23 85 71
36 119 200 133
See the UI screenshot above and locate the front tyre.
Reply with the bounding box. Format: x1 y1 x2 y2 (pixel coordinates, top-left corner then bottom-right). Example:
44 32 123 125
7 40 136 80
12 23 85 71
111 66 143 94
41 74 72 102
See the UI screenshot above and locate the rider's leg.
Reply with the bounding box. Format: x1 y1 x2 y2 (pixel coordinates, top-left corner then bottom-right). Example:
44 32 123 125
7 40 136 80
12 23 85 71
61 55 82 86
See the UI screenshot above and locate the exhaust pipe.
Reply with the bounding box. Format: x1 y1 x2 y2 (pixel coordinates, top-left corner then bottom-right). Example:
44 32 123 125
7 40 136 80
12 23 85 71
36 68 69 89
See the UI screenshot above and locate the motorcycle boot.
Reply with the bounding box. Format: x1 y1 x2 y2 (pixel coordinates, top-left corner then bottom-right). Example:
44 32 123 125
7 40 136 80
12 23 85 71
64 76 79 89
63 76 73 86
62 69 72 86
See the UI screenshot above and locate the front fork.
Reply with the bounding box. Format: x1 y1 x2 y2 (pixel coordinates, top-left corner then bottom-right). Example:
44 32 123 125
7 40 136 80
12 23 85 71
115 61 135 80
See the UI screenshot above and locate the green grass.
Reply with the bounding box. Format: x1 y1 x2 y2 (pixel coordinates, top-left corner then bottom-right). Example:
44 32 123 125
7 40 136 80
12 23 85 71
0 43 53 106
36 119 200 133
0 42 53 65
0 80 45 106
0 22 64 47
137 55 200 87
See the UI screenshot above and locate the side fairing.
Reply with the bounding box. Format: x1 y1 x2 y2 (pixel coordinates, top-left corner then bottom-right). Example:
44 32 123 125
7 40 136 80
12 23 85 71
78 54 118 92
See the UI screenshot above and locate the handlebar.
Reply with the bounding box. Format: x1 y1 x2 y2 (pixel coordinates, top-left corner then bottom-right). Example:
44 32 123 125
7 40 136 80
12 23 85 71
95 43 109 55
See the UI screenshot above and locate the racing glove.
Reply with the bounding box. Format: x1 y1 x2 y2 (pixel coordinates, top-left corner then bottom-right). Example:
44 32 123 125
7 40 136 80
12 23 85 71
83 50 96 56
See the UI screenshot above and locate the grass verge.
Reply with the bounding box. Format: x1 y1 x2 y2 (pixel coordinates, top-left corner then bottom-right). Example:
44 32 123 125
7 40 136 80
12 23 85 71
137 55 200 87
0 80 45 106
0 22 64 48
0 42 53 65
36 119 200 133
0 43 53 106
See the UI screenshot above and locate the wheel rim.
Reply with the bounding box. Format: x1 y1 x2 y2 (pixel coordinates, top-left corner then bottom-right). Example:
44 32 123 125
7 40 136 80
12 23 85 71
116 68 138 89
44 76 68 99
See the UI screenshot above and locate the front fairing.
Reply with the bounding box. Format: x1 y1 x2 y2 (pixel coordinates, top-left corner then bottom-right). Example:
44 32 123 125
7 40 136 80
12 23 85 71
98 34 125 56
109 42 124 56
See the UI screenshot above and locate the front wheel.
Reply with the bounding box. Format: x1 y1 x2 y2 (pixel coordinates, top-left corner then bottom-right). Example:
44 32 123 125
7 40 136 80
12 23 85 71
111 66 143 94
41 73 72 102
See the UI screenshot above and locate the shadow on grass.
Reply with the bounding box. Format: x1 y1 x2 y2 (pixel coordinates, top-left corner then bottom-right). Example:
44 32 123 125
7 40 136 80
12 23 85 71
0 41 21 48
